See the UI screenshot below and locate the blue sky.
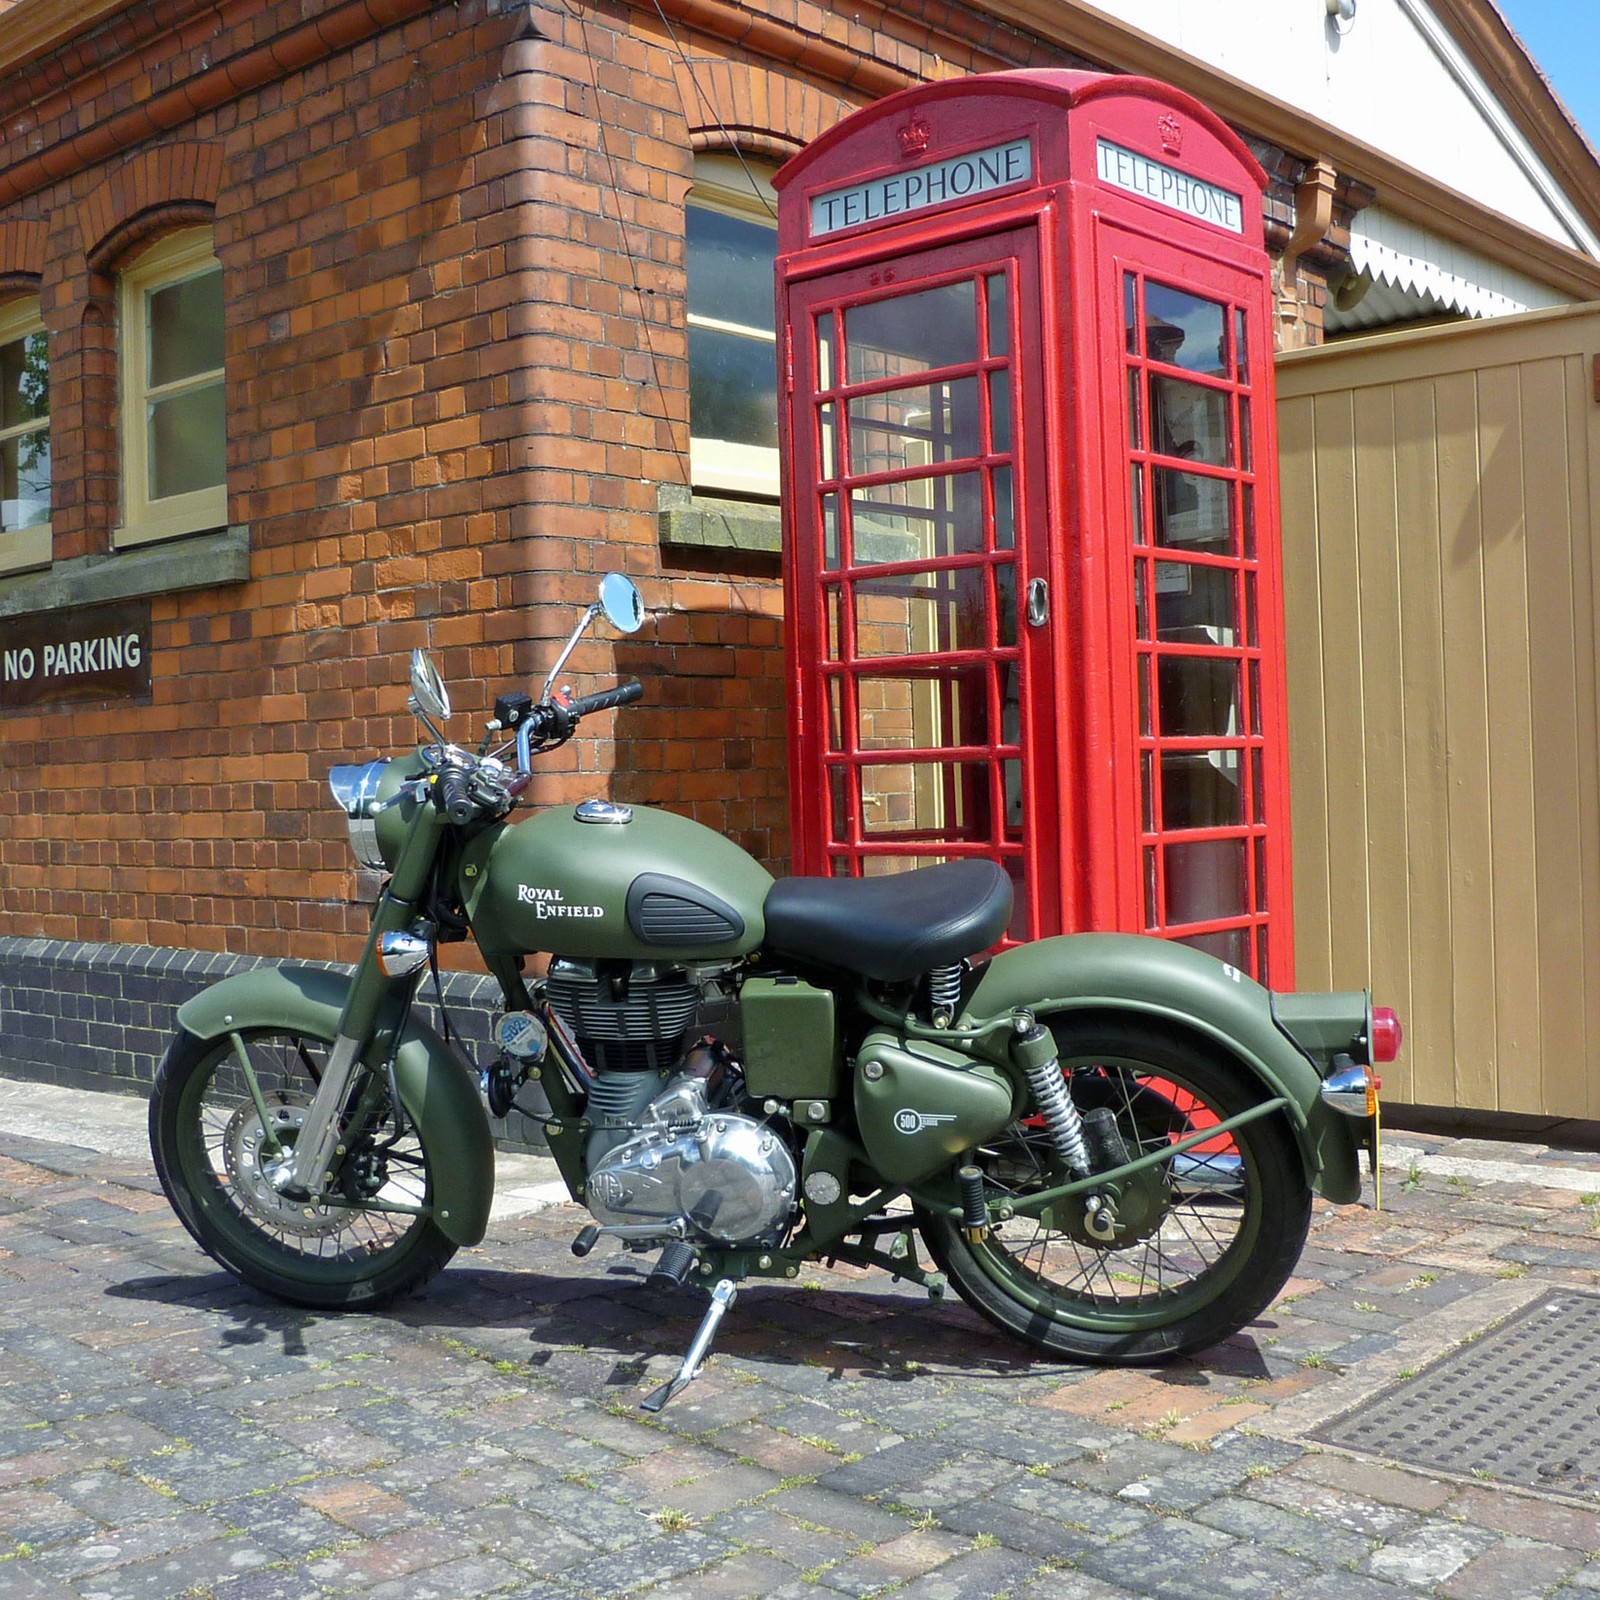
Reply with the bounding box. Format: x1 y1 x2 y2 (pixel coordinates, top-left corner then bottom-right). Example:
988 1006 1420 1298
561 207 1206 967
1492 0 1600 149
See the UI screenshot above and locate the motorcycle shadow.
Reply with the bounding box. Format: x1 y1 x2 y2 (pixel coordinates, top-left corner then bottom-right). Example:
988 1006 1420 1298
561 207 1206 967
107 1258 1077 1390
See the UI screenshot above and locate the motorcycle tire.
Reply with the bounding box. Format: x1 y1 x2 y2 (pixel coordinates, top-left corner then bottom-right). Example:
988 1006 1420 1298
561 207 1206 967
150 1025 457 1310
918 1015 1310 1364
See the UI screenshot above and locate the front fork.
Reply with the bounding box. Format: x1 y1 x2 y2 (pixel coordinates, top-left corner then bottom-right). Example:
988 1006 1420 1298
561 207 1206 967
273 797 446 1197
274 1033 367 1195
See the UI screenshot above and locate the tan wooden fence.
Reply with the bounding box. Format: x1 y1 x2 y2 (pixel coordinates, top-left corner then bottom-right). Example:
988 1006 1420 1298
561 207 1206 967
1277 303 1600 1118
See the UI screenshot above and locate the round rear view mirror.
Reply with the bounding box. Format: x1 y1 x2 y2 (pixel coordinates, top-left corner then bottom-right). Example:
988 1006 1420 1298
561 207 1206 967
599 573 645 635
409 649 451 721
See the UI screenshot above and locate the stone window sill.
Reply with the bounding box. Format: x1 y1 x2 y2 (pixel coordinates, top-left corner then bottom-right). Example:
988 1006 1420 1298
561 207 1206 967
0 524 250 620
658 486 781 556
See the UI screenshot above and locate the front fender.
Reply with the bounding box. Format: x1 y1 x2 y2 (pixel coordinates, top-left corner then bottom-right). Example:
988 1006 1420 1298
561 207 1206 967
960 935 1363 1204
175 965 495 1245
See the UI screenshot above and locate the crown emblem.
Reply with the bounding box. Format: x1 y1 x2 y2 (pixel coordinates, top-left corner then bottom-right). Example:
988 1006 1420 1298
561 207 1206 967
897 115 932 159
1158 113 1184 156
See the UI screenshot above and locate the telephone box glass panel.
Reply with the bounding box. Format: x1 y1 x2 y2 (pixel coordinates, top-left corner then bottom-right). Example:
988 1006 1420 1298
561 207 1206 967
810 264 1028 936
1123 269 1271 977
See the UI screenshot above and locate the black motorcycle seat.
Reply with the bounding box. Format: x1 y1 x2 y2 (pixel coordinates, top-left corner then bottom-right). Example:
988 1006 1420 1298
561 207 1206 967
762 859 1014 983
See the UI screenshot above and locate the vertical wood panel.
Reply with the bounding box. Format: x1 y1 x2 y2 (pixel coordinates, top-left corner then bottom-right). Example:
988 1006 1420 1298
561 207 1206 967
1312 391 1372 988
1523 355 1587 1118
1477 364 1541 1113
1352 386 1411 1090
1391 378 1454 1106
1434 371 1498 1110
1581 354 1600 1120
1279 394 1333 990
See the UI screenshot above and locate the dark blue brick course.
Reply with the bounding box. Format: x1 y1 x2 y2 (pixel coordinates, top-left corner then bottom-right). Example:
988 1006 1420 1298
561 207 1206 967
0 935 544 1149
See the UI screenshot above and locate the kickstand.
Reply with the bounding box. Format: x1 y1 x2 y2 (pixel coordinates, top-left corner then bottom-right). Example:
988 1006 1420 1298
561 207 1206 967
640 1278 738 1413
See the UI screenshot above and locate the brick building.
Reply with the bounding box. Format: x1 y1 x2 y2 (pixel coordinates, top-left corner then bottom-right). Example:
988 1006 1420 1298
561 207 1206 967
1 0 1597 1093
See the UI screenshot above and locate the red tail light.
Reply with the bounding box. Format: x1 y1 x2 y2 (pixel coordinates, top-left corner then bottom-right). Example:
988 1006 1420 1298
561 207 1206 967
1369 1006 1403 1064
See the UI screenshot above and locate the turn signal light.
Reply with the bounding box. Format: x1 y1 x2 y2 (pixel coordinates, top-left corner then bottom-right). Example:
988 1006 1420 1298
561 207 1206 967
1319 1060 1378 1118
1369 1006 1403 1064
377 930 431 979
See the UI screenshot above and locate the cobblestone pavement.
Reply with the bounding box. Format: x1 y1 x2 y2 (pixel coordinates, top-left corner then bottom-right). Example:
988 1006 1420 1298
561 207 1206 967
3 1084 1600 1599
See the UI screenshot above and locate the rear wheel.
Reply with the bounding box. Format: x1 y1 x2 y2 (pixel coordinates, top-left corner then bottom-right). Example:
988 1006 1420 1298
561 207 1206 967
150 1026 457 1309
919 1017 1310 1363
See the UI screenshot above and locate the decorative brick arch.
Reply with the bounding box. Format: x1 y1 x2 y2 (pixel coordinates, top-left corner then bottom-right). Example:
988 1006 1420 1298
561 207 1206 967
0 220 47 279
76 142 226 266
670 57 857 161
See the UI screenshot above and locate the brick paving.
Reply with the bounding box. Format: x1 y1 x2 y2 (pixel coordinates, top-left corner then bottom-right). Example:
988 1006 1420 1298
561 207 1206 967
2 1106 1599 1599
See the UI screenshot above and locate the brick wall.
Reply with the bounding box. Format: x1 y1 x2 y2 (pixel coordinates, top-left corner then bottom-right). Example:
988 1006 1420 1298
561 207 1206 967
0 0 1315 1096
0 0 1078 980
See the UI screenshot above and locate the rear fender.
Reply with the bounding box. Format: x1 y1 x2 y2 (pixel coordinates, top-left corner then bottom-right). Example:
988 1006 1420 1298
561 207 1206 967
175 965 495 1245
960 935 1364 1204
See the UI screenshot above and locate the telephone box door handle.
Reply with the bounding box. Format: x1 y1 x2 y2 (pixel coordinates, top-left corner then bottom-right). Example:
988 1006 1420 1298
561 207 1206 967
1026 578 1049 628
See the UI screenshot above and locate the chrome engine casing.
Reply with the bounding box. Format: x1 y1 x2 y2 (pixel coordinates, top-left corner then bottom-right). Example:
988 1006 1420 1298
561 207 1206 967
584 1075 797 1246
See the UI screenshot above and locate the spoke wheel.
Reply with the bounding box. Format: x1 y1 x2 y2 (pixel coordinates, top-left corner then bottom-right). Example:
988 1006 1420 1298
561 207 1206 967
150 1027 456 1309
919 1017 1310 1363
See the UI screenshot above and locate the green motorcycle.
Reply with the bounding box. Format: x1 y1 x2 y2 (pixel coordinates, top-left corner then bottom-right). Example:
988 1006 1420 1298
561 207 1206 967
149 575 1398 1408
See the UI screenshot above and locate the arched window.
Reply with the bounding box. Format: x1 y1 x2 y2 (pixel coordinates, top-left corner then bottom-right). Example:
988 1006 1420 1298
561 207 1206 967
0 296 49 574
687 154 779 498
117 228 225 546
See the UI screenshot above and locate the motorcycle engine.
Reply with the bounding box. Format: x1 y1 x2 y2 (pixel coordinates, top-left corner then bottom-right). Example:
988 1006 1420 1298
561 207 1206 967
544 957 798 1248
584 1075 798 1245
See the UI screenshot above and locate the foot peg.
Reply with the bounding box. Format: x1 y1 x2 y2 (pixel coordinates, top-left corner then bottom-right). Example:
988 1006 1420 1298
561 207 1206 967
571 1224 601 1258
641 1278 737 1413
958 1164 989 1244
647 1240 697 1289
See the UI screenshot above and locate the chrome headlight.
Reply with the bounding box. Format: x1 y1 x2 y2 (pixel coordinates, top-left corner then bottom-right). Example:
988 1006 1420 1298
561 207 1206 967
328 760 391 869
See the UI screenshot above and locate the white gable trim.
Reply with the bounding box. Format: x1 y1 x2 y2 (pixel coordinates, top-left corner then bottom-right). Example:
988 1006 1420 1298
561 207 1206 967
1393 0 1600 256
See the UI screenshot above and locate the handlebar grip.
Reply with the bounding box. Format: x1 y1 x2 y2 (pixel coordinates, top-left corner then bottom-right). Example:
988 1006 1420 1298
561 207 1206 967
437 767 478 826
566 680 644 719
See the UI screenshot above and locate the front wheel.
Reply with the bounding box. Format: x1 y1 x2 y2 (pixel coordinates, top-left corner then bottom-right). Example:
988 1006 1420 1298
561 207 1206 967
150 1026 457 1310
918 1017 1311 1363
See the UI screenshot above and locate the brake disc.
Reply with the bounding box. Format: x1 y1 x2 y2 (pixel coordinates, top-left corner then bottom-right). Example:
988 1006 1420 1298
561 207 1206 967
222 1100 347 1237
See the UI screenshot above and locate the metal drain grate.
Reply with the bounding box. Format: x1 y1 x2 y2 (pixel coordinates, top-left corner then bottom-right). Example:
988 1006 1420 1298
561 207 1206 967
1313 1292 1600 1502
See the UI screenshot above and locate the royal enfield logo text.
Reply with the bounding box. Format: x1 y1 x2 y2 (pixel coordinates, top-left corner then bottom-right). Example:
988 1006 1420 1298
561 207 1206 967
516 885 603 919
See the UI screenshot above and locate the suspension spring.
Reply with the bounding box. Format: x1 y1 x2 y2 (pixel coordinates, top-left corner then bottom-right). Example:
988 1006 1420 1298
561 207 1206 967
1014 1021 1091 1174
928 963 963 1027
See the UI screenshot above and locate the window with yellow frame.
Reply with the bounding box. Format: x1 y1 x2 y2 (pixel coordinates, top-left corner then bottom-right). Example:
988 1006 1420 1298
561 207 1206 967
0 297 50 575
116 229 226 548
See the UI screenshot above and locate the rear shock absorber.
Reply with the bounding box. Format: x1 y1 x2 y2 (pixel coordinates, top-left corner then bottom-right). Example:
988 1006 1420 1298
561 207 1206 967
1011 1015 1090 1175
927 963 963 1029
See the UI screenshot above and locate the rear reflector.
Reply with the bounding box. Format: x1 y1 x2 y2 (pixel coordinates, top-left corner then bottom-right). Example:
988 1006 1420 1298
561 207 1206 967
1370 1007 1403 1064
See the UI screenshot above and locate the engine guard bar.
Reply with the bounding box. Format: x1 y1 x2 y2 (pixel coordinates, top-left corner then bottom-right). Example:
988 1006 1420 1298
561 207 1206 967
930 1095 1291 1222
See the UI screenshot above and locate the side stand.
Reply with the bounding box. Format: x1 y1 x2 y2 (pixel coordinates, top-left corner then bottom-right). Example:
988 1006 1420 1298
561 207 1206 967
641 1279 738 1413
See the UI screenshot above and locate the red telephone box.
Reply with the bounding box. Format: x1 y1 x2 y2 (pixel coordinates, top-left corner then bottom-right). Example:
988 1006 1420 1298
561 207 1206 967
775 70 1294 984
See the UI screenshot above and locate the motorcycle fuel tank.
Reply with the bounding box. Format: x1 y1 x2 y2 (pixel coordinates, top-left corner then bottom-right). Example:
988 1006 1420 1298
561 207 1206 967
462 801 774 962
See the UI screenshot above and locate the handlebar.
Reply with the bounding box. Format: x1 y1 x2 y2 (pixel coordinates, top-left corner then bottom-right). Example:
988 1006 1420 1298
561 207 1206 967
565 680 644 719
410 670 645 828
436 766 479 826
